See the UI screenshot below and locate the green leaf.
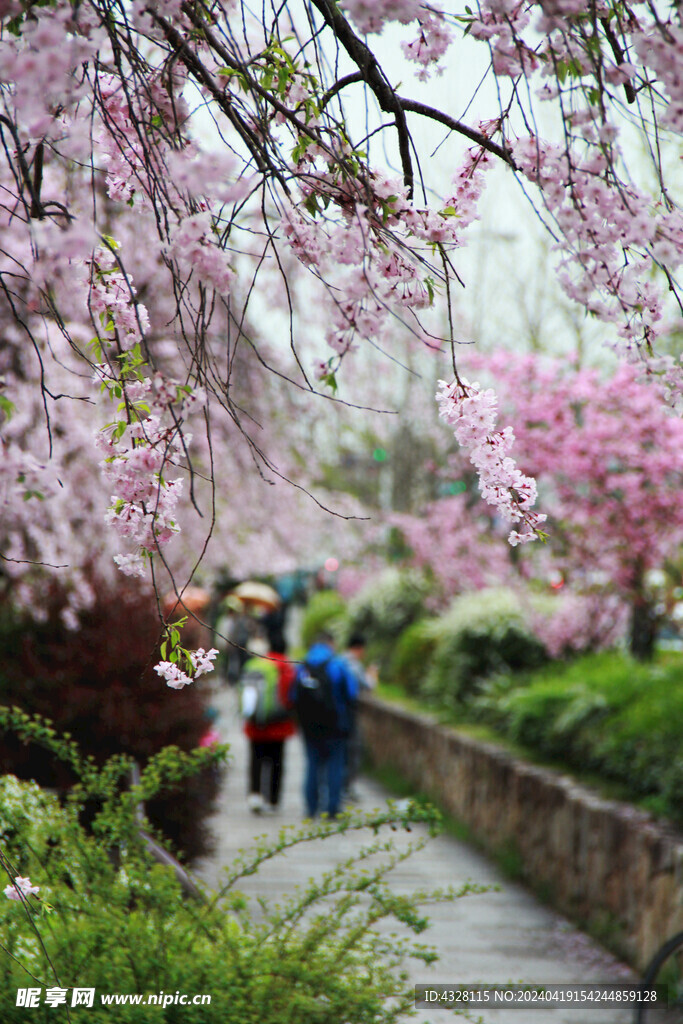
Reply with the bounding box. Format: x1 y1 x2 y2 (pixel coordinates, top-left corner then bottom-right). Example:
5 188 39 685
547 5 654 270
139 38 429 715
0 394 15 421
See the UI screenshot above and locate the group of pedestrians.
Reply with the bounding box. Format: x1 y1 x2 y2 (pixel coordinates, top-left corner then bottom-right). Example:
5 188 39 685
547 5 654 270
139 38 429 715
239 630 374 819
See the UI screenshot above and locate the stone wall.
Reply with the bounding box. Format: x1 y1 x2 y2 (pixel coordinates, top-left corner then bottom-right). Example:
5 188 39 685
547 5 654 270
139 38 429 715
358 694 683 970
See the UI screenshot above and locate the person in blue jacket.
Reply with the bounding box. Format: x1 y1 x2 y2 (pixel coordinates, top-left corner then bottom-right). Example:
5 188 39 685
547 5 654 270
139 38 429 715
291 632 358 818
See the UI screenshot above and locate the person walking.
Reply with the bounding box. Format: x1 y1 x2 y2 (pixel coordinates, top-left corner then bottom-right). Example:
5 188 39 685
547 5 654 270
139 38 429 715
342 632 377 801
291 632 358 819
240 635 296 814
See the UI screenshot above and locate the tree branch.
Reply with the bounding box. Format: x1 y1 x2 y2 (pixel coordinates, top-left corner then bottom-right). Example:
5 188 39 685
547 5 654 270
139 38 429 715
308 0 415 198
320 71 364 110
600 18 636 104
397 97 517 168
0 116 45 219
147 10 282 187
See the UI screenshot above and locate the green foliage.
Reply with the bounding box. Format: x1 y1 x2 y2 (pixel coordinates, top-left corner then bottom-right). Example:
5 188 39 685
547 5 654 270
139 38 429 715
0 712 473 1022
389 619 441 696
343 570 430 675
469 651 683 824
300 589 347 649
422 588 548 710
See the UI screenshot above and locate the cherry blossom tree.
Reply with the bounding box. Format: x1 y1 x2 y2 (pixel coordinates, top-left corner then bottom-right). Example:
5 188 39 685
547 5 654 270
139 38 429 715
0 0 681 677
460 352 683 658
499 354 683 659
394 351 683 658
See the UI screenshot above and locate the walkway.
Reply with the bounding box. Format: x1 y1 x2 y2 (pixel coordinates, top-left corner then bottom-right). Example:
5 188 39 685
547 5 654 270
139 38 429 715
195 684 638 1024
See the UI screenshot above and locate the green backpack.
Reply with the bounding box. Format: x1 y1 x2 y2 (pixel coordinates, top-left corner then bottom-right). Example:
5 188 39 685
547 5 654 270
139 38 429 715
239 657 287 727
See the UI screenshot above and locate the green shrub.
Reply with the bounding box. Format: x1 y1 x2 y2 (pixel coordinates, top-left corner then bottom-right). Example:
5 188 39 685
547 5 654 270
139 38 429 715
495 681 609 755
389 619 441 696
423 588 548 709
343 570 430 675
0 709 473 1024
300 589 347 649
473 651 683 824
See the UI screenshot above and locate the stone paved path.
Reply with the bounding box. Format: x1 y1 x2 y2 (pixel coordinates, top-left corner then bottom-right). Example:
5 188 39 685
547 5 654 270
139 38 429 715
195 684 639 1024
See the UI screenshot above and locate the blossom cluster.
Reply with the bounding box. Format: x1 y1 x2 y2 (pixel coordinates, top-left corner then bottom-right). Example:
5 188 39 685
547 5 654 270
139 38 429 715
469 0 540 78
340 0 421 36
86 236 206 583
86 246 150 350
633 24 683 134
466 0 683 357
154 647 218 689
512 138 668 354
0 322 102 631
391 493 512 603
97 67 191 205
465 350 683 597
167 214 236 295
436 377 546 545
97 74 241 304
340 0 454 78
530 592 627 660
282 149 483 361
97 76 146 205
96 373 198 580
0 7 99 141
4 876 40 901
400 13 454 80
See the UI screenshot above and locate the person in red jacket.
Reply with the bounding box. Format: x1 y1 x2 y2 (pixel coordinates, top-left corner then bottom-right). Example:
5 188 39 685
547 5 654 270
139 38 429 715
242 634 296 814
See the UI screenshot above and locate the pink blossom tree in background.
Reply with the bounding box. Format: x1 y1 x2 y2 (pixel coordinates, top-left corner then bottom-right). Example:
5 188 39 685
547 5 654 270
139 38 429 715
397 352 683 660
475 353 683 660
0 0 681 677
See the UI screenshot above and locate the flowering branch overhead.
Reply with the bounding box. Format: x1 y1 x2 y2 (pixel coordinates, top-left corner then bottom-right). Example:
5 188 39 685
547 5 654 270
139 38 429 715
0 0 680 656
436 377 547 545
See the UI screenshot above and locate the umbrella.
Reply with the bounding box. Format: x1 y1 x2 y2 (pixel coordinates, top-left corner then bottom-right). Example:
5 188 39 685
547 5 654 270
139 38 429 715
230 581 281 611
162 586 211 618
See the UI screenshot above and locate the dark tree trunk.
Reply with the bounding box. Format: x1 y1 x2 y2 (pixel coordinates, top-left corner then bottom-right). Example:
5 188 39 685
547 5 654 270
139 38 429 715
629 599 656 661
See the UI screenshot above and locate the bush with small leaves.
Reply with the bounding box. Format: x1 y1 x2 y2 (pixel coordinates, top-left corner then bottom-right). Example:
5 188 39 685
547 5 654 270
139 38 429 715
423 588 548 710
469 652 683 825
0 710 484 1022
343 570 430 676
300 589 347 650
389 619 442 696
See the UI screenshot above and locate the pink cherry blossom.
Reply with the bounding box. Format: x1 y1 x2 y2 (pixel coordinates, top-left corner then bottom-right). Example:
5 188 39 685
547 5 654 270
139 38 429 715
4 876 40 901
436 377 546 545
189 647 219 677
154 661 194 689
